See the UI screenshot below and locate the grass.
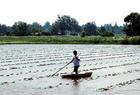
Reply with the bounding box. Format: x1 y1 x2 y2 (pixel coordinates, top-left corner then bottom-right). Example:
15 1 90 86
0 36 140 44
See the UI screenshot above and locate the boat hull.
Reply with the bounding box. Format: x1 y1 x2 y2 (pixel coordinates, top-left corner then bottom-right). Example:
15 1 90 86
61 72 92 78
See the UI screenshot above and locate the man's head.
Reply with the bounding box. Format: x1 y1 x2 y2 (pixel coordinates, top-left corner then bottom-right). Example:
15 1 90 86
73 50 77 56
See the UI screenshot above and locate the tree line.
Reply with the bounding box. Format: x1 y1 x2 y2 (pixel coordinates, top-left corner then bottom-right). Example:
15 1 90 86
0 12 140 37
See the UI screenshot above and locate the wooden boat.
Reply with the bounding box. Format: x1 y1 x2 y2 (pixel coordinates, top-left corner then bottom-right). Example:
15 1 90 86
61 72 92 78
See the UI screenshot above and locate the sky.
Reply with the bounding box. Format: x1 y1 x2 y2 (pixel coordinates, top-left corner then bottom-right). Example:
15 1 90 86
0 0 140 26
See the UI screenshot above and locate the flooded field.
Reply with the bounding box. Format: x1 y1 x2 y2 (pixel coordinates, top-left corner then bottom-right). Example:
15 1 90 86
0 44 140 95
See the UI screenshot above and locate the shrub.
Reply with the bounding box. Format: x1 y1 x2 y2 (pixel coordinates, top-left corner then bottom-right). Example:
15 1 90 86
80 32 86 37
101 32 114 37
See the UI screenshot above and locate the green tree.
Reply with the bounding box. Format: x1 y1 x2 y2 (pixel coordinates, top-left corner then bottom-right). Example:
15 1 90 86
43 21 52 32
51 22 60 35
99 26 106 33
124 12 140 36
51 15 81 35
12 21 29 36
83 22 98 36
0 24 8 36
30 22 44 36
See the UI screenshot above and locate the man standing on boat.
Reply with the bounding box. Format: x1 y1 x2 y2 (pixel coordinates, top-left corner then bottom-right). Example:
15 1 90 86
69 50 80 74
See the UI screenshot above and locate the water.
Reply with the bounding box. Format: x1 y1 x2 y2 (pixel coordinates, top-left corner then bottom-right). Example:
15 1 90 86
0 44 140 95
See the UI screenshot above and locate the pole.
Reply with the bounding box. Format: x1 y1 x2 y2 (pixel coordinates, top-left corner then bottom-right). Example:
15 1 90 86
51 62 70 76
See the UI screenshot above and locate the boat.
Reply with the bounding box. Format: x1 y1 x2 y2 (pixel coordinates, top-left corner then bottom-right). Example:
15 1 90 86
61 72 92 78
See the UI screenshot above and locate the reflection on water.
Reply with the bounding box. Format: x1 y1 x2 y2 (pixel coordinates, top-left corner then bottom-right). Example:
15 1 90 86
73 79 79 86
72 79 80 95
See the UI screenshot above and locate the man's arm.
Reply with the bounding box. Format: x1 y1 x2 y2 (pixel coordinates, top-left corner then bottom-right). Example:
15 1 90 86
69 58 74 63
76 56 80 61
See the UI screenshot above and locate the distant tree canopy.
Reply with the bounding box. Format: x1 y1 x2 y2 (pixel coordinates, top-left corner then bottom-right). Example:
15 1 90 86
12 21 29 36
99 26 106 33
0 24 12 36
1 13 140 36
30 22 44 35
51 15 81 35
0 24 7 36
124 12 140 36
12 22 45 36
83 22 98 35
43 21 52 32
98 23 124 36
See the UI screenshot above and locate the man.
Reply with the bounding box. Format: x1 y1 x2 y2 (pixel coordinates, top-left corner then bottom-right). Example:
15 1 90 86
69 50 80 74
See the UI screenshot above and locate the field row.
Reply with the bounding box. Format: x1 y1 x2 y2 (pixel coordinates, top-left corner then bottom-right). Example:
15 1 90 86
0 62 140 86
0 52 139 67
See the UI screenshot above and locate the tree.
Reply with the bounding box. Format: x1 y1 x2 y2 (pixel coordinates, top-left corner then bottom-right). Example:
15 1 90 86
98 26 106 34
0 24 7 36
98 24 124 36
51 15 81 35
83 22 98 36
12 21 29 36
124 12 140 36
43 21 52 32
51 22 60 35
30 22 44 35
113 23 124 34
104 24 113 32
5 26 13 36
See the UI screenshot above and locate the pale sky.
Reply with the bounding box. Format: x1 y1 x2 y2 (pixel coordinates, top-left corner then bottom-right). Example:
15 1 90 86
0 0 140 26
